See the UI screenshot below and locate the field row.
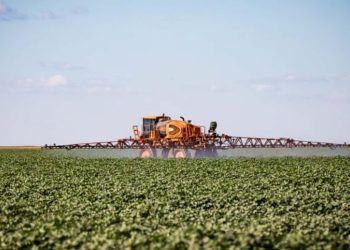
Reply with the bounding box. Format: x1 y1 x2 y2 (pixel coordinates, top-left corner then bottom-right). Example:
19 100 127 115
1 150 350 249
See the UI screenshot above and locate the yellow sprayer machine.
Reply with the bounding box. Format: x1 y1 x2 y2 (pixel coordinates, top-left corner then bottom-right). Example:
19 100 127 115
44 114 350 158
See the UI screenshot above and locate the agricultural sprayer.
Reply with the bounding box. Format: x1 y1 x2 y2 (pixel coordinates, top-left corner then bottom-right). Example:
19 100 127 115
44 114 350 158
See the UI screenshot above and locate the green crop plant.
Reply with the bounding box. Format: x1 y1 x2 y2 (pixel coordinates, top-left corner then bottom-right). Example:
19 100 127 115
0 150 350 249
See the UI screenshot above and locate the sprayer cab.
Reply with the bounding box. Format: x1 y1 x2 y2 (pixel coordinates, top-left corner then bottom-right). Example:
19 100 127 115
141 114 171 139
137 114 205 143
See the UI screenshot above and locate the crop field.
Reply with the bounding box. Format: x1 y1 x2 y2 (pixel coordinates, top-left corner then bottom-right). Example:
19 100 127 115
1 150 350 249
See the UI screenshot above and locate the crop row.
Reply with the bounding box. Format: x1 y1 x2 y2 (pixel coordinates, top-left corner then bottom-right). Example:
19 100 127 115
0 150 350 249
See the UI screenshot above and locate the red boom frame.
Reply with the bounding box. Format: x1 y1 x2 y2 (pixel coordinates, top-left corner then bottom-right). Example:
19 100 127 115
44 135 349 150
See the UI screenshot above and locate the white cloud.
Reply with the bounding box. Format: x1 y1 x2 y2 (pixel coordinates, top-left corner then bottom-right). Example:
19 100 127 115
285 74 296 81
252 84 274 92
210 84 218 91
37 10 60 20
17 77 43 87
46 74 67 87
39 61 86 71
86 85 112 94
16 74 68 88
208 84 233 93
23 77 34 84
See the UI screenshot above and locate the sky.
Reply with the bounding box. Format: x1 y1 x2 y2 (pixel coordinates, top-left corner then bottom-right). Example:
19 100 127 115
1 0 350 145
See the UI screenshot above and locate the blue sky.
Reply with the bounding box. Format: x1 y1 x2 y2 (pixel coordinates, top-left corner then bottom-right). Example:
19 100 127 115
1 0 349 145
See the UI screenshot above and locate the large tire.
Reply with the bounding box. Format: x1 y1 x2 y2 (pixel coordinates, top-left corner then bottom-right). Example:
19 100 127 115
139 148 157 158
171 149 191 158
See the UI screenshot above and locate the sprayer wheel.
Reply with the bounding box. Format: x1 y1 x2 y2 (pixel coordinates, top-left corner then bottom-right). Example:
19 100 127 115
172 149 191 158
139 148 156 158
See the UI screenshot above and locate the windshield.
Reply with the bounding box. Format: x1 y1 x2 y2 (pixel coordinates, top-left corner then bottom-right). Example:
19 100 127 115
143 119 156 138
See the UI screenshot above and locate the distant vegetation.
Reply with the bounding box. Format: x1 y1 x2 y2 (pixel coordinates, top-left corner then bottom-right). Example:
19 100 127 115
0 146 41 150
0 150 349 249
